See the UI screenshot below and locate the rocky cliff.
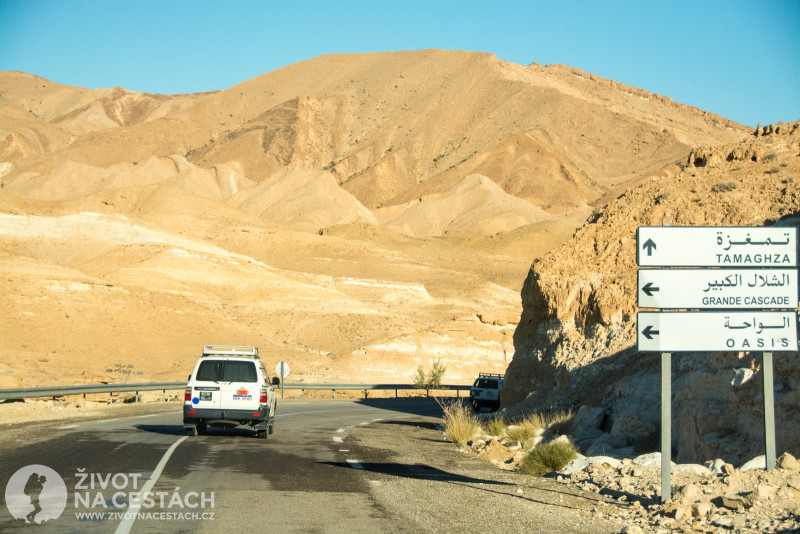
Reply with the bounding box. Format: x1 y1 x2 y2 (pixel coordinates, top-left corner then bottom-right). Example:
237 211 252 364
502 122 800 464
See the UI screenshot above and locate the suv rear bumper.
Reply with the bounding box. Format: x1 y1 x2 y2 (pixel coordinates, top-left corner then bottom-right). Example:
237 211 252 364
183 405 271 429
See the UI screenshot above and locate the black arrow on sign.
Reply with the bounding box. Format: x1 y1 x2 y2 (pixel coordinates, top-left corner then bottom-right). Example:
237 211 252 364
642 282 660 297
642 238 657 257
642 325 660 340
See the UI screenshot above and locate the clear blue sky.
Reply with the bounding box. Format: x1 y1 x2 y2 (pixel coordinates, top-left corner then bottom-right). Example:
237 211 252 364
1 0 798 127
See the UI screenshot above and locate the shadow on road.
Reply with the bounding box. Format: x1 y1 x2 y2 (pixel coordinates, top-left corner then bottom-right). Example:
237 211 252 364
135 424 260 438
353 397 449 419
134 424 186 436
321 460 594 511
375 420 439 431
320 461 514 486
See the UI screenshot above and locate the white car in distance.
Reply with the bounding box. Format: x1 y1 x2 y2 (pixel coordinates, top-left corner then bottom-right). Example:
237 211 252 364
183 345 279 439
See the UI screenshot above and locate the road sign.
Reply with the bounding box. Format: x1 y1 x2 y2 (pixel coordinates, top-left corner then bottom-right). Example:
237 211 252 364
638 268 799 309
276 361 290 379
637 311 798 352
637 226 798 267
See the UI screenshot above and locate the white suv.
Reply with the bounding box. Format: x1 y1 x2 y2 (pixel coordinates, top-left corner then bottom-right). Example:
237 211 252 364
469 373 504 411
183 345 278 439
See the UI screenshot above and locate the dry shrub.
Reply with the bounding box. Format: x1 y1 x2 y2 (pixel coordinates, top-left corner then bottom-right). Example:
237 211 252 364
711 180 737 192
438 399 480 446
506 419 540 443
483 415 506 437
506 409 574 442
519 440 578 477
546 408 574 435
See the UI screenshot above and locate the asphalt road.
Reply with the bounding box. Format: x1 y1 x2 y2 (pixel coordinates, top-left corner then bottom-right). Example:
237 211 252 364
0 398 443 533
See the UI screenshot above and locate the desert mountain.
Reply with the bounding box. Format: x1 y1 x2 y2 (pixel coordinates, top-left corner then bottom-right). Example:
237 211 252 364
502 122 800 464
0 50 752 389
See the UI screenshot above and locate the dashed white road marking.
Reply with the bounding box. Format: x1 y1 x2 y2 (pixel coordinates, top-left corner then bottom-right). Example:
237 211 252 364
333 436 343 443
58 424 78 429
346 459 365 470
115 436 187 534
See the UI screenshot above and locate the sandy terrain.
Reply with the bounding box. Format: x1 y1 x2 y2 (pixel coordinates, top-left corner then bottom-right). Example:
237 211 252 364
0 50 750 391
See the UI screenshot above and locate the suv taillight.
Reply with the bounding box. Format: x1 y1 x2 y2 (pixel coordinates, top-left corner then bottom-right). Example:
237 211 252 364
185 387 191 401
260 387 268 404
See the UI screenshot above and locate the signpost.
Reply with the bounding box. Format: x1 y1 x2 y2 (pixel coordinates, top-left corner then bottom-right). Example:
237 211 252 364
637 226 797 267
637 269 798 310
637 311 797 352
276 361 290 399
636 225 799 503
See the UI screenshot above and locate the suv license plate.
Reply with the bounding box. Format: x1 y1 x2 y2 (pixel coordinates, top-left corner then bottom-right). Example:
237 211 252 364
199 392 212 401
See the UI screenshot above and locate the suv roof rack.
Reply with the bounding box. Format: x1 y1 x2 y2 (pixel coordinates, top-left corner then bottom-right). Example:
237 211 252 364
202 345 260 358
478 373 504 379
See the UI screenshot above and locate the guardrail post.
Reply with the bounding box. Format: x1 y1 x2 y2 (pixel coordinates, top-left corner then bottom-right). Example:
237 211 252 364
83 393 86 409
301 389 305 398
109 392 113 404
364 389 368 399
333 389 336 400
52 396 56 407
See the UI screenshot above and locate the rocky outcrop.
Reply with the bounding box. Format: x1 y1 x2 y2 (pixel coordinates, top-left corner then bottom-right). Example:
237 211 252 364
455 414 800 533
502 121 800 464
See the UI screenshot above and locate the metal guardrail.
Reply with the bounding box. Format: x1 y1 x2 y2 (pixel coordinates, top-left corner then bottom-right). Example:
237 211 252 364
0 382 472 404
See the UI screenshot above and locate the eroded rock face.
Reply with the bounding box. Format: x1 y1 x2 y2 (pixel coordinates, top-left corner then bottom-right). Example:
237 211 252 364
502 122 800 464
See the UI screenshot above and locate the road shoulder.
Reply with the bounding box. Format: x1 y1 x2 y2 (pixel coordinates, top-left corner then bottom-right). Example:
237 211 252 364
347 415 629 534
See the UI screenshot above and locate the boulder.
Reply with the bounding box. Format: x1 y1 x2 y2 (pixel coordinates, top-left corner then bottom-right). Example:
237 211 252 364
777 452 800 471
633 452 676 469
674 464 713 476
720 492 751 511
573 425 605 451
691 501 713 518
561 455 620 474
573 405 605 429
740 455 766 472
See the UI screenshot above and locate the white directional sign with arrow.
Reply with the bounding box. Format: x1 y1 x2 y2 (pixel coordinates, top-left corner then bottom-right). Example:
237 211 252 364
637 311 798 352
636 225 799 495
638 268 798 309
637 226 798 267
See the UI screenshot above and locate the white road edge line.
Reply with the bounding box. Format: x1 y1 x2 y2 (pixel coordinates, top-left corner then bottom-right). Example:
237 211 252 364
114 436 188 534
58 424 78 429
346 459 365 470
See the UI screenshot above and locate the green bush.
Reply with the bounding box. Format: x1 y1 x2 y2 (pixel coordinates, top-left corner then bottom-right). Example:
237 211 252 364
414 366 427 389
414 359 446 389
519 440 578 477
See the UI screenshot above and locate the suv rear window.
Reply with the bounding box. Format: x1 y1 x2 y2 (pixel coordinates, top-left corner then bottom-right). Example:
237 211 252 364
196 360 258 383
474 379 498 389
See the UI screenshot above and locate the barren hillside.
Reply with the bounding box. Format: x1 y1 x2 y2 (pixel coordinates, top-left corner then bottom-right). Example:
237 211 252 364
0 50 751 389
502 122 800 464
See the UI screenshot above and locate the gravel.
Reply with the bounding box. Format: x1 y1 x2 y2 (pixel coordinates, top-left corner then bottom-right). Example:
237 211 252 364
347 415 629 534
